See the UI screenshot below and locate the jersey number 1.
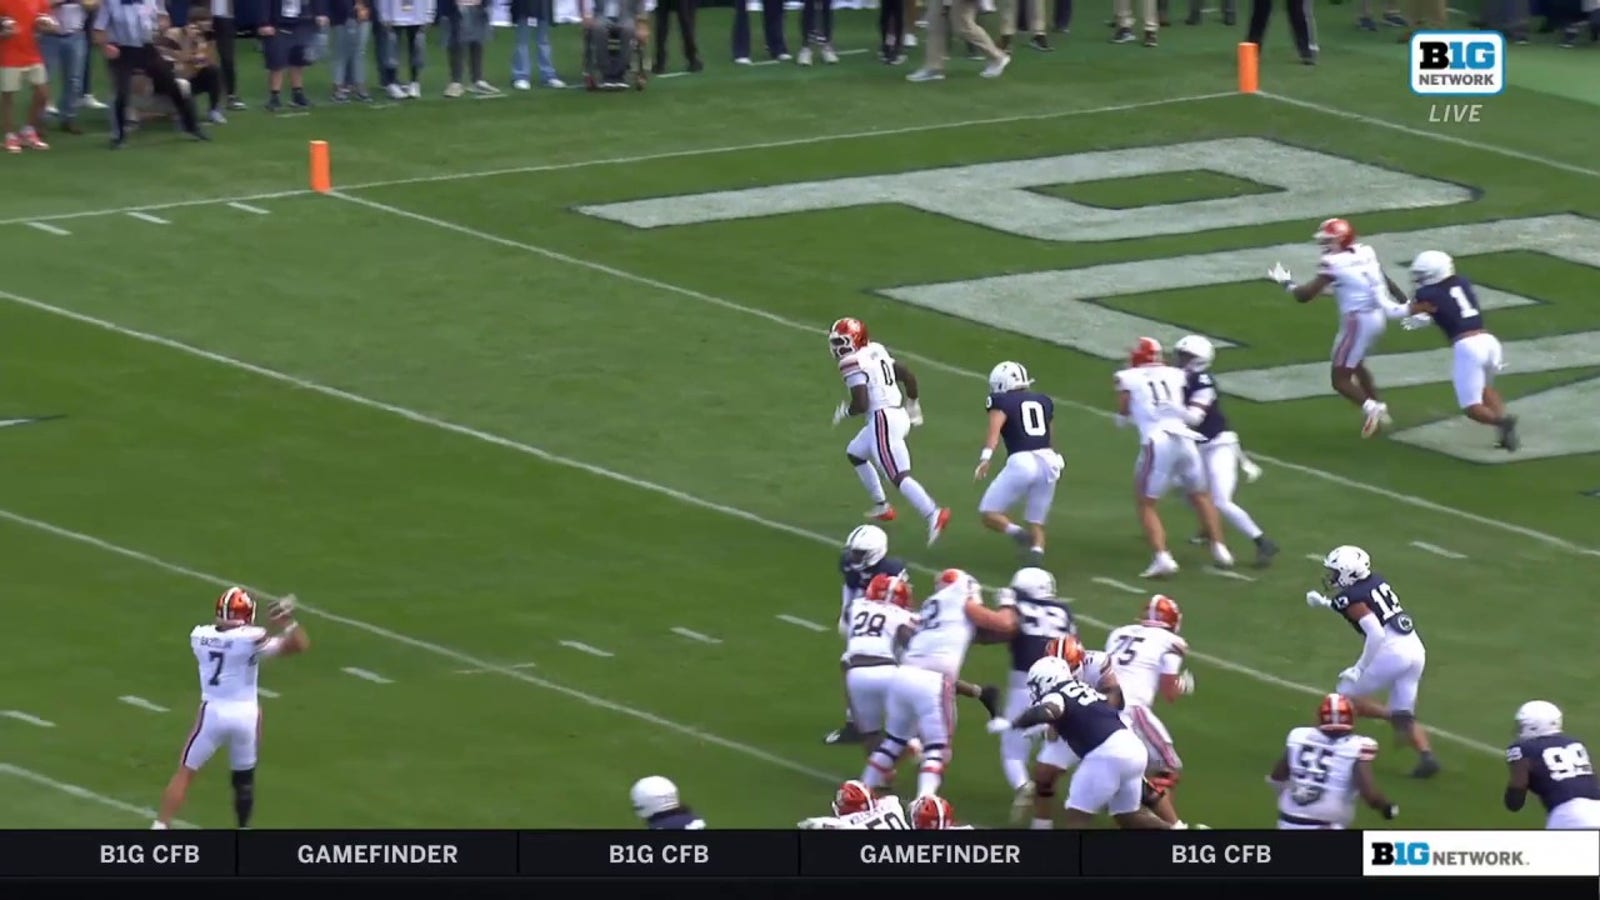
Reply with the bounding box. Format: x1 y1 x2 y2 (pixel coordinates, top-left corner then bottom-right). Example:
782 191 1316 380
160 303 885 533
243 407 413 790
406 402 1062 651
1450 285 1479 318
1147 381 1175 407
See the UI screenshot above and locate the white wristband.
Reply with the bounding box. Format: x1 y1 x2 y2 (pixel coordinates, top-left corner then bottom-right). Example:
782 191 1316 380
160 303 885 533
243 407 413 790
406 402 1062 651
978 448 993 462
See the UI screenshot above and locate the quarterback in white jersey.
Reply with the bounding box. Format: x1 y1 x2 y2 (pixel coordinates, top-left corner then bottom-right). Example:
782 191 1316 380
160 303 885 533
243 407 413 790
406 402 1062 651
828 317 951 547
799 781 912 829
863 569 1016 800
152 587 309 830
1105 594 1195 826
1114 336 1232 579
1268 218 1411 438
1270 694 1399 829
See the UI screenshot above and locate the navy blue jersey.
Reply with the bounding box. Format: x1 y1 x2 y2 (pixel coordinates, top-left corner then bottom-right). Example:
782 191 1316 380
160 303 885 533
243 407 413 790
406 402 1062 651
840 554 907 597
1006 591 1077 673
1183 371 1229 443
1046 679 1126 758
646 808 707 830
1508 734 1600 813
986 390 1055 455
1331 573 1417 639
1414 275 1487 342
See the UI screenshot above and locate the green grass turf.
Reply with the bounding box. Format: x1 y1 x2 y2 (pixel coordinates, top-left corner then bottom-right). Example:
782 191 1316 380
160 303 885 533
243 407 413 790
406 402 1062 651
1 5 1597 830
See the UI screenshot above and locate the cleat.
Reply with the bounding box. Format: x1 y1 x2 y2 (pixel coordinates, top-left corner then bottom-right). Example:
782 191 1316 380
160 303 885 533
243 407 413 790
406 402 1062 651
980 54 1011 78
1411 756 1440 779
927 508 951 546
820 44 839 64
865 503 896 522
1023 547 1045 568
1240 455 1263 482
1254 537 1280 568
1009 780 1036 823
1028 34 1052 50
1496 415 1520 452
1361 403 1390 438
824 721 863 744
906 68 945 82
1140 558 1179 579
21 131 48 150
977 684 1003 718
1211 543 1235 569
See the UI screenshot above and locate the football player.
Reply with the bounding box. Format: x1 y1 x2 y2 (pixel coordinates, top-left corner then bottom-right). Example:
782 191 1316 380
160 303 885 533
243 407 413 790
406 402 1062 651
841 571 918 760
1384 250 1518 451
630 776 707 829
798 780 911 829
908 794 975 829
151 588 309 830
1269 693 1399 829
829 524 907 745
1172 335 1278 568
828 317 952 547
974 361 1065 564
987 656 1173 830
1114 337 1233 578
863 569 1015 800
1106 594 1195 826
1306 546 1439 778
1267 218 1410 438
1504 701 1600 829
994 568 1078 815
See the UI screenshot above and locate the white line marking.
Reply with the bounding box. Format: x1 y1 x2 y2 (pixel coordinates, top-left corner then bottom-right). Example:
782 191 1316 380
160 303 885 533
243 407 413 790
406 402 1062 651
0 762 198 828
470 92 508 100
559 640 614 658
341 667 393 684
277 112 310 118
228 202 270 215
126 212 169 225
0 289 1516 759
455 661 538 675
1204 568 1256 582
671 626 722 645
0 93 1235 227
656 71 690 78
257 687 280 698
25 222 70 236
118 695 169 713
1305 553 1325 563
776 614 828 632
320 195 1600 561
1090 576 1144 595
1411 540 1468 560
1261 92 1600 180
1 710 55 728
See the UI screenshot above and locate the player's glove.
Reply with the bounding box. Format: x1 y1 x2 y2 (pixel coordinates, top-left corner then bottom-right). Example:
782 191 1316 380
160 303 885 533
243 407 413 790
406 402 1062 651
831 401 851 426
1267 262 1294 288
1381 804 1400 821
1176 670 1195 695
269 594 297 621
1401 314 1433 331
1305 590 1331 609
905 399 924 427
985 717 1013 735
993 587 1017 609
1338 665 1363 685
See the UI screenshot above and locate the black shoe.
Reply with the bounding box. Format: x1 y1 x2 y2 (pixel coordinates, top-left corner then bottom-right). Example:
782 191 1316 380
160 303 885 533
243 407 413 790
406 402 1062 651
265 95 282 112
687 57 704 72
1111 26 1135 42
226 96 246 111
1496 415 1520 452
1254 537 1280 568
651 60 666 75
108 136 125 150
978 684 1003 719
1028 34 1052 50
291 90 310 108
1024 547 1045 568
1185 10 1200 24
1411 755 1440 779
824 722 863 745
1143 28 1158 46
185 127 211 142
1359 15 1376 30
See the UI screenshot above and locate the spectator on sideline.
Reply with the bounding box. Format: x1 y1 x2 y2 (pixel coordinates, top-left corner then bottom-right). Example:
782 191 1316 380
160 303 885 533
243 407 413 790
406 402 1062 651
651 0 699 73
997 0 1049 50
1400 0 1445 37
42 0 87 132
1245 0 1316 63
78 0 103 108
258 0 327 110
1112 0 1159 44
328 0 369 100
876 0 903 62
95 0 205 148
1 0 54 152
906 0 1008 82
797 0 835 64
509 0 561 89
440 0 493 96
1354 0 1402 29
161 6 224 122
377 0 431 98
732 0 789 63
1477 0 1529 40
208 0 243 108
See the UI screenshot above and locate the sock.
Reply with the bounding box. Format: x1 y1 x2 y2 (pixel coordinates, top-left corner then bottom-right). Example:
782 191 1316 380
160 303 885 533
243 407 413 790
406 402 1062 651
853 462 887 505
1001 758 1029 791
1003 523 1025 539
897 475 939 519
150 820 168 830
916 767 942 798
231 768 256 828
1362 398 1379 415
1030 817 1053 830
1218 502 1263 539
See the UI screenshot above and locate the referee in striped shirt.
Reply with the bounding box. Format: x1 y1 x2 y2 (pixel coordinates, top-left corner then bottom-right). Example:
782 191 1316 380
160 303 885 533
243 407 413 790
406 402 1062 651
94 0 206 148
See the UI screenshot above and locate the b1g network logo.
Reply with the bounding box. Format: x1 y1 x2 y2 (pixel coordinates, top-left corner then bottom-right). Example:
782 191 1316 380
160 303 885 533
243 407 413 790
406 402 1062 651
1364 831 1600 878
1409 30 1506 96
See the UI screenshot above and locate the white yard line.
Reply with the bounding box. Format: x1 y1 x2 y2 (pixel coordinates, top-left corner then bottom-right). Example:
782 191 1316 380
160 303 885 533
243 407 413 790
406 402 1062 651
118 696 169 713
1204 568 1256 582
126 212 170 225
257 687 281 698
1411 540 1468 560
671 627 722 645
0 506 845 784
1 711 56 728
227 202 271 215
341 667 394 684
559 640 614 658
1305 553 1326 563
0 93 1236 227
776 614 829 633
455 661 538 675
0 762 198 828
1090 576 1144 595
25 222 70 236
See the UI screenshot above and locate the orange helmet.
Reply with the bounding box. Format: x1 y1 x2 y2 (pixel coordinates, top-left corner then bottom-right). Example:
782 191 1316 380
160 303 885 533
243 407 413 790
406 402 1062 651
1141 594 1182 632
1042 635 1086 674
1129 336 1164 368
215 587 256 626
1315 218 1356 251
865 572 913 610
832 780 876 816
1319 693 1356 733
828 318 869 360
910 795 956 830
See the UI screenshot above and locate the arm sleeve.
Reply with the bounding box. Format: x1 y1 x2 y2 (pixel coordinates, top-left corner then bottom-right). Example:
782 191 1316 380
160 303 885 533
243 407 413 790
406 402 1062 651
1354 615 1384 668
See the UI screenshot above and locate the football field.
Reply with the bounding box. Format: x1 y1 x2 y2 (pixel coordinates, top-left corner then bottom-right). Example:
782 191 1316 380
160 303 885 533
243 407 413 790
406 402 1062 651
2 10 1598 830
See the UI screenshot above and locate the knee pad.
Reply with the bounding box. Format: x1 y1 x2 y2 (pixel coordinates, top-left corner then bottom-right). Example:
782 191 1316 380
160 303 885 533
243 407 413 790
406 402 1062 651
1390 711 1416 731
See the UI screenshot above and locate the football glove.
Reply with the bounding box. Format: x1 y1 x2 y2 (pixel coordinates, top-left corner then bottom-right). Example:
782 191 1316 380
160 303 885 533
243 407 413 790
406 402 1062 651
1305 590 1331 609
993 587 1017 609
985 717 1013 735
269 594 297 622
1176 670 1195 695
831 401 851 426
1381 804 1400 820
1402 313 1434 331
905 399 924 427
1267 262 1293 286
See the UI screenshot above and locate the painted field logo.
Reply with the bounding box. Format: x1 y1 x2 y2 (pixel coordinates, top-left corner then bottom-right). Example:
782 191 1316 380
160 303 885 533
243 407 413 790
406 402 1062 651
1411 30 1505 96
